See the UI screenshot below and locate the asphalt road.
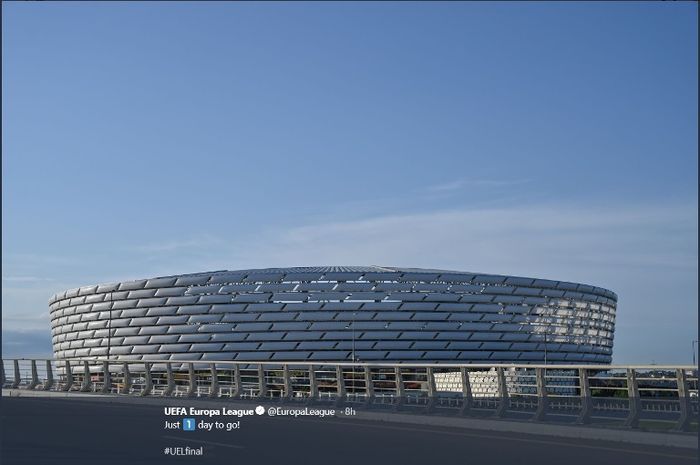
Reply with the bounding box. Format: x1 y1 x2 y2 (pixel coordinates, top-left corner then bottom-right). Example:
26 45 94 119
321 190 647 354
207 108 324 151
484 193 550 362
1 397 697 465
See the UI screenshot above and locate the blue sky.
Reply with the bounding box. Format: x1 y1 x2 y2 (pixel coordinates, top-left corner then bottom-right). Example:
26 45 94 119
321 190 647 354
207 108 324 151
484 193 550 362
2 2 697 363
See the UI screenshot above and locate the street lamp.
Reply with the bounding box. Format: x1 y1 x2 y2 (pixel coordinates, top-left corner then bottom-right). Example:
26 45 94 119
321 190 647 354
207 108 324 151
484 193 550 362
543 324 548 366
107 291 113 362
544 303 561 366
352 311 356 364
345 312 358 394
344 312 357 363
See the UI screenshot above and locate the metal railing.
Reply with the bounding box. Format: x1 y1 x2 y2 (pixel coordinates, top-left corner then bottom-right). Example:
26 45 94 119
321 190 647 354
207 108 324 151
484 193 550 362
2 359 697 432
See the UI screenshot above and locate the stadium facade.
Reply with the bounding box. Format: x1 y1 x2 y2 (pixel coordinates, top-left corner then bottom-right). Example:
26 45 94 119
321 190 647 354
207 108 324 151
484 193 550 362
49 266 617 364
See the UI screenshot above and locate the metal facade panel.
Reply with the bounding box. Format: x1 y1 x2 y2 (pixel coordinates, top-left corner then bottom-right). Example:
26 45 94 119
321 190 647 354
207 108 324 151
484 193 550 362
49 266 617 365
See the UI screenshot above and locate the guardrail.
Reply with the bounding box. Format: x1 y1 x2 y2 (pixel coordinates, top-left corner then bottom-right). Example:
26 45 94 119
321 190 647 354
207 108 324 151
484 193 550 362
2 359 697 432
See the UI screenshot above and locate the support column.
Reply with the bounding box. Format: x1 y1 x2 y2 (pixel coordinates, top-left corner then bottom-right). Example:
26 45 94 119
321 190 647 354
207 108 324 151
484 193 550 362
308 365 318 402
80 361 92 392
624 368 640 428
460 368 473 416
12 360 21 389
28 360 40 390
209 363 219 398
532 368 548 421
674 369 692 432
364 366 375 407
335 365 346 406
141 362 153 396
282 365 292 401
187 363 196 397
494 367 509 418
122 363 132 394
43 360 54 391
62 360 73 392
394 366 405 411
231 365 241 399
164 363 175 396
101 361 111 394
576 368 592 424
425 367 436 413
257 364 267 399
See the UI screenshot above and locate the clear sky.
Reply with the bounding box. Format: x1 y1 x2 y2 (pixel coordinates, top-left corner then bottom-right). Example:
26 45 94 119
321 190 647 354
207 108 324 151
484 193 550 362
2 2 697 363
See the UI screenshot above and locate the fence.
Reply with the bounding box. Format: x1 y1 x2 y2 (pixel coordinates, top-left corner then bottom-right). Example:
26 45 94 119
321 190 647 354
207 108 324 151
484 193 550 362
2 359 697 432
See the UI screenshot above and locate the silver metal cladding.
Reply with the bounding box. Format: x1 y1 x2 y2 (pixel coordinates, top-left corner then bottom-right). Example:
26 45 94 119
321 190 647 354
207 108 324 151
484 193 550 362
48 266 617 364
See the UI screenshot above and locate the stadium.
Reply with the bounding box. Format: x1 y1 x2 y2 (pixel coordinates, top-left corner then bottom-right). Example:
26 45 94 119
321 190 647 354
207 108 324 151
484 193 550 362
49 266 616 365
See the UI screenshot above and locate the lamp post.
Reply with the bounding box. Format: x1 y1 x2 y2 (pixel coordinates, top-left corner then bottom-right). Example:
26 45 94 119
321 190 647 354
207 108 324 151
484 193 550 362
543 313 549 366
352 311 356 364
107 291 113 362
345 312 357 363
345 312 357 394
544 304 557 366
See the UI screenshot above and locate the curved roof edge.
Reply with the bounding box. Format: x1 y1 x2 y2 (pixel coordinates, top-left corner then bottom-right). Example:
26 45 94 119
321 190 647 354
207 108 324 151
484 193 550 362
49 265 618 304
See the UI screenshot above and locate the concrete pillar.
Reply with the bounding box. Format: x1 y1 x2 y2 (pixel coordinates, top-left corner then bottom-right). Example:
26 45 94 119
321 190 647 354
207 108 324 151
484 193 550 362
43 360 54 391
425 367 436 413
231 365 241 399
187 363 196 397
532 368 548 421
308 365 318 402
460 368 473 416
62 360 73 392
394 366 405 411
674 369 692 432
80 361 92 392
101 361 111 394
282 365 292 400
164 363 175 396
142 362 153 396
208 363 219 398
28 360 40 390
364 366 375 407
494 367 509 418
122 363 132 394
12 360 21 389
576 368 592 424
257 364 267 399
0 361 5 387
335 365 346 406
624 368 640 429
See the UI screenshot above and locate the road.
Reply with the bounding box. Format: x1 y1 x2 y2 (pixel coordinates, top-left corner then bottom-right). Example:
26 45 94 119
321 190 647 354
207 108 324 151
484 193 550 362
1 397 697 465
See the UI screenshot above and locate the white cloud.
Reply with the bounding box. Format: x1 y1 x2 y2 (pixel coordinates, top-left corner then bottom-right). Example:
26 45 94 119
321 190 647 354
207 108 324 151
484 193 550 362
426 178 531 193
127 234 224 253
230 203 697 285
